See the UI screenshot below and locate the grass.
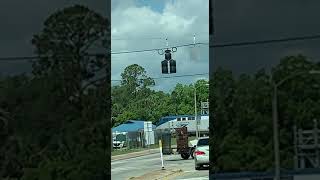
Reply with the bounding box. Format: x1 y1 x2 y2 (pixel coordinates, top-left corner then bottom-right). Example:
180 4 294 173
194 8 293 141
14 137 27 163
111 144 159 156
112 136 197 156
111 148 144 156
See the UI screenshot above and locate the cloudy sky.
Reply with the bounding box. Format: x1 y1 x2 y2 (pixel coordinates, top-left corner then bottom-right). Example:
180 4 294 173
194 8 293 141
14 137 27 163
111 0 209 92
0 0 109 75
211 0 320 76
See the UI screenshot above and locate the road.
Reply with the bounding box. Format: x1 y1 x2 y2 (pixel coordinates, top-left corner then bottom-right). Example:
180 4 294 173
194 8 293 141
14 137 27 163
111 152 209 180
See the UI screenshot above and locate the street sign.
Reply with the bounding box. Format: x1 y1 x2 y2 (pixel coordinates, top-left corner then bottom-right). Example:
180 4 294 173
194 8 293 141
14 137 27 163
201 102 209 108
144 121 154 145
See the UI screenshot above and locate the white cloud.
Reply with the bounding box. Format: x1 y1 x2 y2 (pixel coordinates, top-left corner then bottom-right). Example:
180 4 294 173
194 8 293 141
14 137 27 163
111 0 209 92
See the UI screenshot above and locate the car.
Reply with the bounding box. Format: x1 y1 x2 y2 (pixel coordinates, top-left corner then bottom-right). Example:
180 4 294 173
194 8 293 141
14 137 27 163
113 140 125 149
194 137 209 170
189 139 198 159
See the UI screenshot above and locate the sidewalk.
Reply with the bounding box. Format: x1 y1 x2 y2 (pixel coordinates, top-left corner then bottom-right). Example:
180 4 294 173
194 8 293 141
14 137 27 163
111 148 159 161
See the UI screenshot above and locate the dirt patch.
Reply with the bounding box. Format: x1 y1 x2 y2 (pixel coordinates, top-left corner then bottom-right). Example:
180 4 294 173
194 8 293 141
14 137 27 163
128 169 183 180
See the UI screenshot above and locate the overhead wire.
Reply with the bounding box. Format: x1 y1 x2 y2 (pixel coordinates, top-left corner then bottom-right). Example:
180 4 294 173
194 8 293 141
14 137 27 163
111 32 209 41
210 34 320 48
111 42 208 55
2 34 320 61
111 72 209 82
0 42 209 61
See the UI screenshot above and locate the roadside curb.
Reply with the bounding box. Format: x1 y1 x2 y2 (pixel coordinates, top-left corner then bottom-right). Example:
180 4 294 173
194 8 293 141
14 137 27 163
111 148 159 161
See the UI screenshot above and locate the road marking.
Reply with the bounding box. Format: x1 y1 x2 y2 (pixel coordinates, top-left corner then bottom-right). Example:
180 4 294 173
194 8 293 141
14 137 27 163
112 164 163 173
112 157 160 165
111 166 138 173
111 152 159 162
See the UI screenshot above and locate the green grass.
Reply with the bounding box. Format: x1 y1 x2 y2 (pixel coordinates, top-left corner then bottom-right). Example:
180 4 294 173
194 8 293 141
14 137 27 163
111 144 159 156
112 136 197 156
111 148 144 156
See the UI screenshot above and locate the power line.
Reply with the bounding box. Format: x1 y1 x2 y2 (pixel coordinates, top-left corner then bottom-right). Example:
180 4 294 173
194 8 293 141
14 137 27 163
0 56 39 61
111 72 209 82
0 42 208 61
111 33 209 41
211 34 320 48
112 37 164 40
2 33 320 61
0 53 107 62
111 42 209 55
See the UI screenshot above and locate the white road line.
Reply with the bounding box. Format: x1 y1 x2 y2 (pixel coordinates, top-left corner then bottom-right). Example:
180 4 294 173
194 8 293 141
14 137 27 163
111 153 159 163
111 166 138 173
112 157 160 165
112 164 162 173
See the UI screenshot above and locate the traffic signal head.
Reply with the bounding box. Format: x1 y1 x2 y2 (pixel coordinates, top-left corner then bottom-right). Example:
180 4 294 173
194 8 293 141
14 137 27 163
165 49 172 60
161 60 169 74
169 59 176 73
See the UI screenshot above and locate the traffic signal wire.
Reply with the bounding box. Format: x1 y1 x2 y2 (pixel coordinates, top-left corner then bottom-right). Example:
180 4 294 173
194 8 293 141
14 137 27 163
111 32 209 41
111 72 209 82
2 33 320 61
111 42 209 55
211 34 320 48
0 42 209 61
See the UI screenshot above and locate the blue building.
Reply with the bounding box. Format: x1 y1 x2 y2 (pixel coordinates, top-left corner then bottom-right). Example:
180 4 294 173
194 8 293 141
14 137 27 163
112 120 156 133
112 120 157 148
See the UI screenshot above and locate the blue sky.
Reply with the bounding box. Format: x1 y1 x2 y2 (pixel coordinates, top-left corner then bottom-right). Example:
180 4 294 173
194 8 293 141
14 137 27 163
135 0 166 12
111 0 209 92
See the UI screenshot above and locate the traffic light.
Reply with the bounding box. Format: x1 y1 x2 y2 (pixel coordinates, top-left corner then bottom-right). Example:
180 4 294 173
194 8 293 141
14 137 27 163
169 59 176 73
160 48 177 74
164 49 172 60
161 60 169 74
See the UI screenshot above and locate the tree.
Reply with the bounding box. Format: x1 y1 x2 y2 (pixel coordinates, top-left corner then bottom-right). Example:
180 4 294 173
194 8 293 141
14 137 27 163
0 107 24 179
210 55 320 173
121 64 155 98
31 5 110 110
15 5 111 179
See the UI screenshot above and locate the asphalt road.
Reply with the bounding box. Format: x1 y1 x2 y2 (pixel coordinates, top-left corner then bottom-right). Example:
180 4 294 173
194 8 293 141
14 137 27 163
111 152 209 180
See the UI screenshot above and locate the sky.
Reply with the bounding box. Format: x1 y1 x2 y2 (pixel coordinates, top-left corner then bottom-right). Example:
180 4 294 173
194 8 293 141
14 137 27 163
111 0 209 92
0 0 109 75
210 0 320 76
2 0 319 89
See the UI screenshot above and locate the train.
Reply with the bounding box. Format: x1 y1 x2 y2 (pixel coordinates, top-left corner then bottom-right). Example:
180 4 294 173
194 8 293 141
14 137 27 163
155 114 209 135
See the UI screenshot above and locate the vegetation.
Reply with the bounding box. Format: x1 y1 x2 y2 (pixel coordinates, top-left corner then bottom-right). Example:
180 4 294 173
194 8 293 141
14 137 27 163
0 3 208 179
111 64 209 127
2 2 317 179
0 5 110 180
210 55 320 172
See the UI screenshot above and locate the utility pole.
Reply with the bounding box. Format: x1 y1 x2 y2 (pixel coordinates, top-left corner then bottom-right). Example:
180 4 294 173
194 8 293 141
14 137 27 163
194 85 198 139
271 70 320 180
272 84 280 180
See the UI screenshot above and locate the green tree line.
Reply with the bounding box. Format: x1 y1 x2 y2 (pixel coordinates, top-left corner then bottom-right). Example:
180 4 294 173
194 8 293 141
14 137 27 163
210 55 320 172
111 64 209 127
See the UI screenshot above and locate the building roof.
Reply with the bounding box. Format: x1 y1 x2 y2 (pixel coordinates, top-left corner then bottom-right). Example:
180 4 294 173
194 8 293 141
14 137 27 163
156 114 209 126
112 120 156 133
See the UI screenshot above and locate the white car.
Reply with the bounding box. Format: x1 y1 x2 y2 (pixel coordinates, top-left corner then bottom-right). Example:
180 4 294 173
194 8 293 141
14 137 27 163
113 140 124 149
194 137 209 170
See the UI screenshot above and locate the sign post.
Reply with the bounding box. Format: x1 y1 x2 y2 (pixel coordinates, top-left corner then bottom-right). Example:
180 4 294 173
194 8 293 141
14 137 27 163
159 139 165 170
